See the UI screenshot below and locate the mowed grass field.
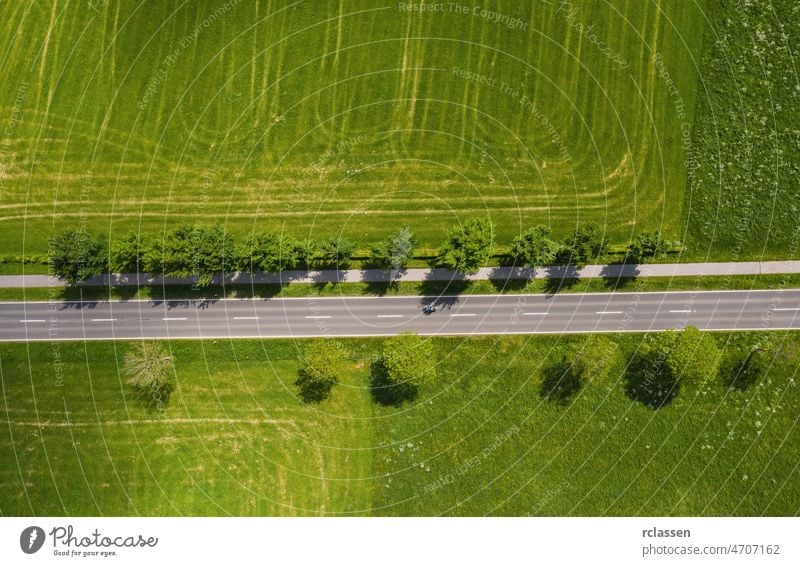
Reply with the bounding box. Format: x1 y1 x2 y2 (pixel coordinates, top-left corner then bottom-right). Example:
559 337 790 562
2 333 799 516
0 0 705 258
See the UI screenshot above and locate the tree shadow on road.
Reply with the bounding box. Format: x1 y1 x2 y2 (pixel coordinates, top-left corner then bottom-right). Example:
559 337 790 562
488 266 534 292
600 261 640 290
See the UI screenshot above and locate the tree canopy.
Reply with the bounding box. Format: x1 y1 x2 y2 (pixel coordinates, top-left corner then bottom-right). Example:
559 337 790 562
321 236 356 269
238 232 306 273
48 229 107 283
562 224 606 268
648 326 721 384
383 332 436 387
437 217 494 274
295 339 347 403
109 231 148 274
123 342 175 410
627 231 674 263
510 225 559 268
370 226 418 270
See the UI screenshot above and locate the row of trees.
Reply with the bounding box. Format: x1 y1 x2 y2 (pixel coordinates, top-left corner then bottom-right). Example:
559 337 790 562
49 225 419 284
48 221 677 284
124 329 764 412
297 326 742 409
542 326 725 408
296 332 434 405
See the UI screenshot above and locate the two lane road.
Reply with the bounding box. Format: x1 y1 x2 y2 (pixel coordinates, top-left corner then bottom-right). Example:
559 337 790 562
1 290 799 342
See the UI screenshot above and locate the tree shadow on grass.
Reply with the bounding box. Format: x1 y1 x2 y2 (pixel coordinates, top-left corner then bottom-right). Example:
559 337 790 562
370 358 418 406
722 348 766 391
294 371 335 404
623 354 679 409
132 383 174 412
539 359 583 405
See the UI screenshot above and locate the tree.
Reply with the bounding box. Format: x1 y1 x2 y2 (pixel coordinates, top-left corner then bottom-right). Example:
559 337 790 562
627 231 673 263
143 225 235 284
510 225 559 268
48 229 107 284
321 236 356 269
239 232 303 273
562 224 606 268
190 225 236 285
123 342 175 410
109 231 148 273
624 345 679 409
295 238 317 270
437 217 494 274
661 326 721 384
383 332 436 387
647 326 721 385
369 226 418 270
142 224 193 277
294 339 347 402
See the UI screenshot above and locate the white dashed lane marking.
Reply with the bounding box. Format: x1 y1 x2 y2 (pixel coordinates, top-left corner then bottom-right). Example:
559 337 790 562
450 313 476 317
233 316 259 320
596 311 623 315
162 317 187 321
91 318 117 322
305 315 331 319
19 319 46 323
376 315 404 318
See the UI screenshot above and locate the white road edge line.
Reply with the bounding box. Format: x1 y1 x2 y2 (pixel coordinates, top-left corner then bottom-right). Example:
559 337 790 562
596 311 623 314
376 315 403 318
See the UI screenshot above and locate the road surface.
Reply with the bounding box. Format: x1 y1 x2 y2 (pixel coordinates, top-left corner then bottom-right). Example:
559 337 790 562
1 290 799 341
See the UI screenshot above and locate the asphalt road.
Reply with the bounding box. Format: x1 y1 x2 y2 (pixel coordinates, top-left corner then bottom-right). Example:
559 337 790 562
1 290 799 342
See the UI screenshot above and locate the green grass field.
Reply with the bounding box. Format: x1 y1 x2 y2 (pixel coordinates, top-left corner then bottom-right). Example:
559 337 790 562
0 0 705 259
684 0 800 260
2 333 798 516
